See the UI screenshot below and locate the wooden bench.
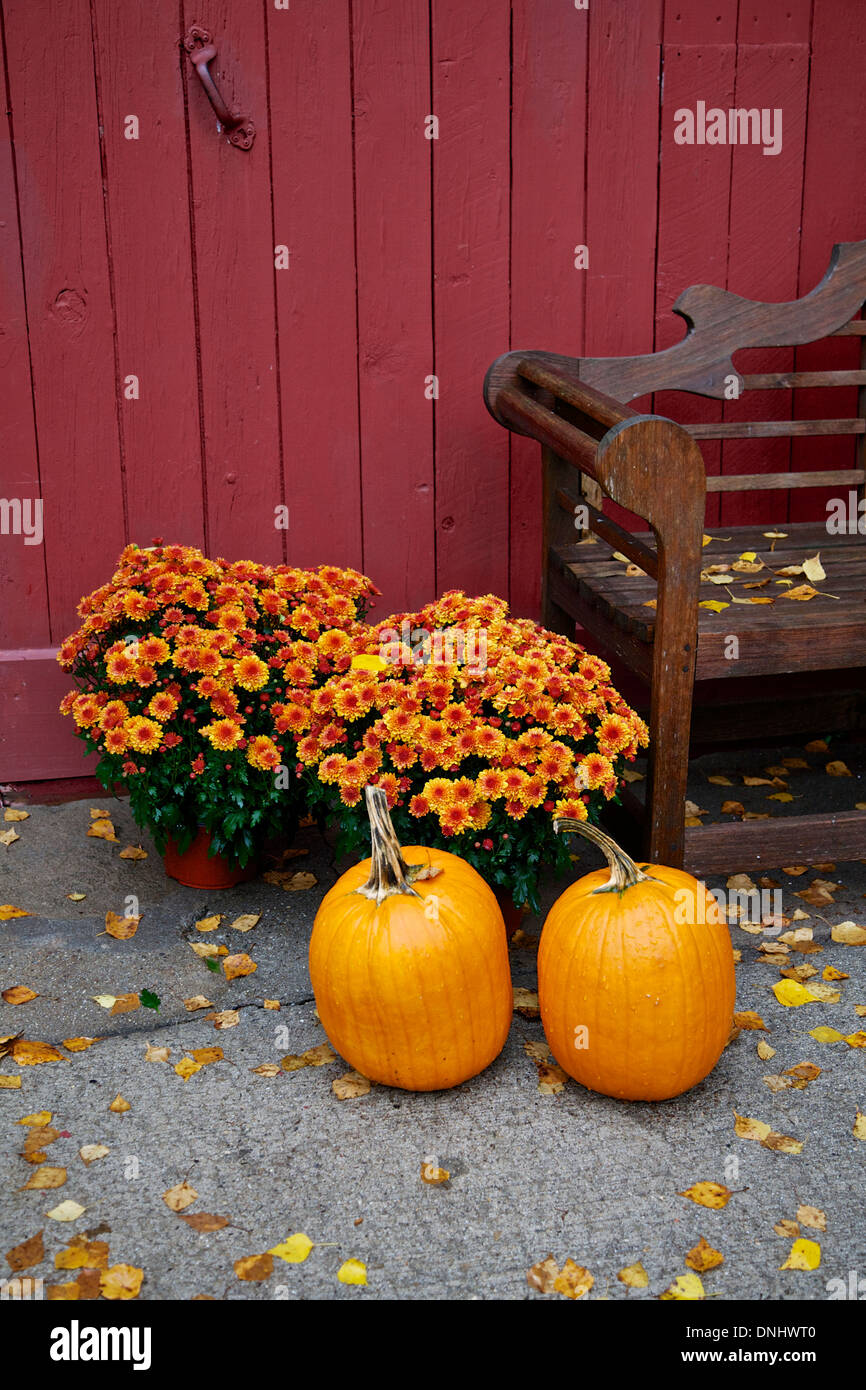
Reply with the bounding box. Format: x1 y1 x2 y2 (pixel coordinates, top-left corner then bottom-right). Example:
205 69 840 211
484 239 866 875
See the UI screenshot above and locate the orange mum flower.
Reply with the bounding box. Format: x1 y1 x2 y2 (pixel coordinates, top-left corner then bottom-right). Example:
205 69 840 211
106 650 137 683
247 735 281 771
104 727 128 754
200 718 243 751
125 716 163 754
235 653 269 691
147 691 179 721
424 778 455 812
476 768 505 799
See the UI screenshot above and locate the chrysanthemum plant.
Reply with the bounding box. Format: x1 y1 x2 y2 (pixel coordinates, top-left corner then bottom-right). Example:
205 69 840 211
290 591 648 911
58 544 378 866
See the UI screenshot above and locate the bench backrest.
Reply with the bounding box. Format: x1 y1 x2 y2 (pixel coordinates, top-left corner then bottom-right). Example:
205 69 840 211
575 239 866 503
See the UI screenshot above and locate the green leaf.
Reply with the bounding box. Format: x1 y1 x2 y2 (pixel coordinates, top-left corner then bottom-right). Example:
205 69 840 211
140 989 161 1011
204 958 221 974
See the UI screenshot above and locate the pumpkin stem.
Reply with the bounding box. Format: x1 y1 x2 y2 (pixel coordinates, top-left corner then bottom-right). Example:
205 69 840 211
356 785 439 905
553 818 652 893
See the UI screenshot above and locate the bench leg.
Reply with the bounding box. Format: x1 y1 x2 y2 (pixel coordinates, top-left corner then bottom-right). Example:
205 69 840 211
642 649 695 869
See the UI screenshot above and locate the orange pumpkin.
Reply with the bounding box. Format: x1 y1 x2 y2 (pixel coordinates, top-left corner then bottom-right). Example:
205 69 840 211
309 786 513 1091
538 820 735 1101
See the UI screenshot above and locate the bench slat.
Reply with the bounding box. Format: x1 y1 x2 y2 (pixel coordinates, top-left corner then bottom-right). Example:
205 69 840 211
706 468 866 492
688 419 865 439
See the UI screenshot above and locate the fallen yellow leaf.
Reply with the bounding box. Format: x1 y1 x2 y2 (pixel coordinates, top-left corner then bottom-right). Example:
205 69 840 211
336 1258 367 1287
678 1182 731 1210
780 1238 821 1271
269 1233 314 1264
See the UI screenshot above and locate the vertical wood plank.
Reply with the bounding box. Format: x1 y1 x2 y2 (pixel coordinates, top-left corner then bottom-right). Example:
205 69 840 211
582 0 662 535
182 0 282 562
431 0 510 599
720 40 810 526
266 0 363 571
791 0 866 522
352 0 434 612
510 0 588 617
0 8 49 647
653 42 736 528
3 0 127 639
91 0 205 549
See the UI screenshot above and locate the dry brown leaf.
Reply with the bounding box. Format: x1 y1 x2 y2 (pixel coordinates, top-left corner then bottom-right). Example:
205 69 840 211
553 1260 594 1300
62 1037 99 1053
832 922 866 945
5 1229 44 1271
108 1094 130 1113
263 999 281 1011
109 993 140 1015
103 912 140 941
420 1163 450 1185
227 913 260 933
853 1111 866 1141
733 1010 767 1032
0 1075 22 1088
617 1261 649 1288
118 845 147 860
757 1039 776 1060
234 1253 273 1282
263 869 318 892
785 1062 822 1082
209 1009 240 1030
796 1204 827 1232
0 829 20 848
178 1212 230 1232
527 1254 559 1294
183 996 214 1012
79 1144 109 1166
100 1264 143 1300
251 1063 281 1078
55 1236 109 1271
0 905 31 919
11 1040 66 1066
513 987 540 1019
823 966 849 981
21 1166 66 1190
87 818 118 842
721 800 745 816
536 1062 568 1095
189 941 220 959
1 986 38 1006
281 1043 337 1071
685 1236 724 1273
162 1182 198 1212
174 1057 202 1081
826 760 852 777
223 952 257 980
4 808 29 822
195 914 223 933
332 1071 371 1099
190 1046 223 1066
144 1043 170 1063
774 1218 800 1238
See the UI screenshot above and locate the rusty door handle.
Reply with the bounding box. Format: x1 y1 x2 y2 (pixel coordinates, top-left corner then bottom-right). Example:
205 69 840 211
183 26 255 150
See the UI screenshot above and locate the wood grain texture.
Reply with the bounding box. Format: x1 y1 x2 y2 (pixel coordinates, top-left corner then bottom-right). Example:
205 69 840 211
182 0 282 562
352 0 434 612
266 0 362 571
791 0 866 521
431 0 510 599
0 12 49 648
654 43 736 526
3 0 127 639
91 0 205 550
720 38 809 526
509 0 588 616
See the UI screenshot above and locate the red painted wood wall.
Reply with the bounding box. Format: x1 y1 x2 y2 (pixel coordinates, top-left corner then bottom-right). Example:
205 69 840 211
2 0 865 780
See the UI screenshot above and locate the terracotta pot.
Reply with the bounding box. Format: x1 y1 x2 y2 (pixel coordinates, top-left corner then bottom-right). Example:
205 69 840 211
494 887 529 939
163 829 259 890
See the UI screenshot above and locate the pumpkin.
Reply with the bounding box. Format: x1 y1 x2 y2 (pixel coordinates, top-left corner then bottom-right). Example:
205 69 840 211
308 785 513 1091
537 820 735 1102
